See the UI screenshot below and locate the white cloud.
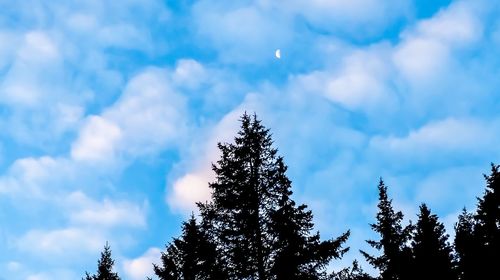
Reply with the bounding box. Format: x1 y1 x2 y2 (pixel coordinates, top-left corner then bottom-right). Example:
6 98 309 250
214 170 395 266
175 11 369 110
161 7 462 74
17 227 105 257
71 67 187 163
19 31 60 61
370 118 500 158
0 156 72 196
288 0 412 34
168 171 214 213
193 2 292 64
394 1 483 85
415 1 483 46
394 37 450 83
294 46 395 112
71 116 122 163
123 247 162 280
172 59 207 89
167 106 244 213
67 191 146 228
0 31 62 107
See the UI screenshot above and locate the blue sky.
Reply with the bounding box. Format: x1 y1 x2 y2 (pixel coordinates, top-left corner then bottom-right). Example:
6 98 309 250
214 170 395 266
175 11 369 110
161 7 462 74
1 0 500 279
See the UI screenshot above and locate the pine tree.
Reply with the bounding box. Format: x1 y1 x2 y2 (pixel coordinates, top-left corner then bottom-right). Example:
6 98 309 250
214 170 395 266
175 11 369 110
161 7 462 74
198 113 349 279
270 181 350 280
454 208 479 280
473 163 500 279
361 179 413 280
411 204 456 280
154 215 225 280
83 243 121 280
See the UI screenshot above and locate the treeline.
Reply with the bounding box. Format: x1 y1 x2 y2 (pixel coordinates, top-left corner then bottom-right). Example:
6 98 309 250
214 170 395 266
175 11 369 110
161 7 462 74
83 114 500 280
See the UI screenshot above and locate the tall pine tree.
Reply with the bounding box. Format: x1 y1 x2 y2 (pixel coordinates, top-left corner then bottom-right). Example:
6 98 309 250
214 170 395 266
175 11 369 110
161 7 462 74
411 204 456 280
269 181 349 280
153 215 225 280
473 163 500 279
454 208 479 280
83 243 121 280
198 113 349 280
361 179 413 280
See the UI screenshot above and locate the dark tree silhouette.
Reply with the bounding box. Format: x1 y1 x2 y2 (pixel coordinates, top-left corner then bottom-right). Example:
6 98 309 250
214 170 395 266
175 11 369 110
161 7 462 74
473 163 500 279
332 260 375 280
454 208 479 280
198 113 349 279
83 243 121 280
270 185 349 280
411 204 456 280
154 215 225 280
361 179 413 280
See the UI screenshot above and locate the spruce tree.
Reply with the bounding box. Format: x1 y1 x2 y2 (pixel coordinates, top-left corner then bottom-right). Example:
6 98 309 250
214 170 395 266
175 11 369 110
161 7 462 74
154 215 225 280
361 179 413 280
198 113 349 279
83 243 121 280
454 208 478 280
269 180 350 280
473 163 500 279
411 204 456 280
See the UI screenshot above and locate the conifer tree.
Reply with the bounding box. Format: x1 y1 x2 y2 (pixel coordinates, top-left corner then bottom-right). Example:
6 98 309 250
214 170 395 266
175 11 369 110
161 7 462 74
270 183 350 280
154 215 225 280
411 204 456 280
454 208 478 280
83 243 121 280
198 113 349 279
361 179 413 280
473 163 500 279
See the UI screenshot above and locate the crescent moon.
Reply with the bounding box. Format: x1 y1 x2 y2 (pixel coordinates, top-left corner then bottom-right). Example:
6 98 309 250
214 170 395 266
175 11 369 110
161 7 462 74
275 49 281 59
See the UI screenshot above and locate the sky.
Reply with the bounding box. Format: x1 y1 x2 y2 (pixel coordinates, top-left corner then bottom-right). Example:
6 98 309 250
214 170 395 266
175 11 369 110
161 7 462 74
0 0 500 279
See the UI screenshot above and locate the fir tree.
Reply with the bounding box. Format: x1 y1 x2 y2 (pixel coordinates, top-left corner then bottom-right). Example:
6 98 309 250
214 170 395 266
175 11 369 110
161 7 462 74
411 204 456 280
83 243 121 280
154 215 225 280
198 113 349 279
473 163 500 279
270 182 350 280
454 208 478 280
361 179 413 280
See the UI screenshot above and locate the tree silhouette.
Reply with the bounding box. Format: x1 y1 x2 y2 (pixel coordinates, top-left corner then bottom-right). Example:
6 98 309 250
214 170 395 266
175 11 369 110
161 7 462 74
198 113 349 279
154 215 225 280
411 204 456 280
473 163 500 279
270 185 349 280
332 260 375 280
83 243 121 280
454 208 479 280
361 179 413 280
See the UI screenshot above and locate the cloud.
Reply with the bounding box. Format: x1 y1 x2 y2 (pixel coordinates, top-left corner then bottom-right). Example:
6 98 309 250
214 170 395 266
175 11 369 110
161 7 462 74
67 191 147 228
0 156 73 196
123 247 162 280
288 0 412 34
71 67 187 164
167 105 247 213
172 59 208 89
17 227 105 258
369 118 500 162
293 45 396 112
394 0 483 85
192 1 293 64
71 116 122 163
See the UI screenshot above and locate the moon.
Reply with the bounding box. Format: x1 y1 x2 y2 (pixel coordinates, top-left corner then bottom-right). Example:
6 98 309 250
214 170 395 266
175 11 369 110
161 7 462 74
275 49 281 59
